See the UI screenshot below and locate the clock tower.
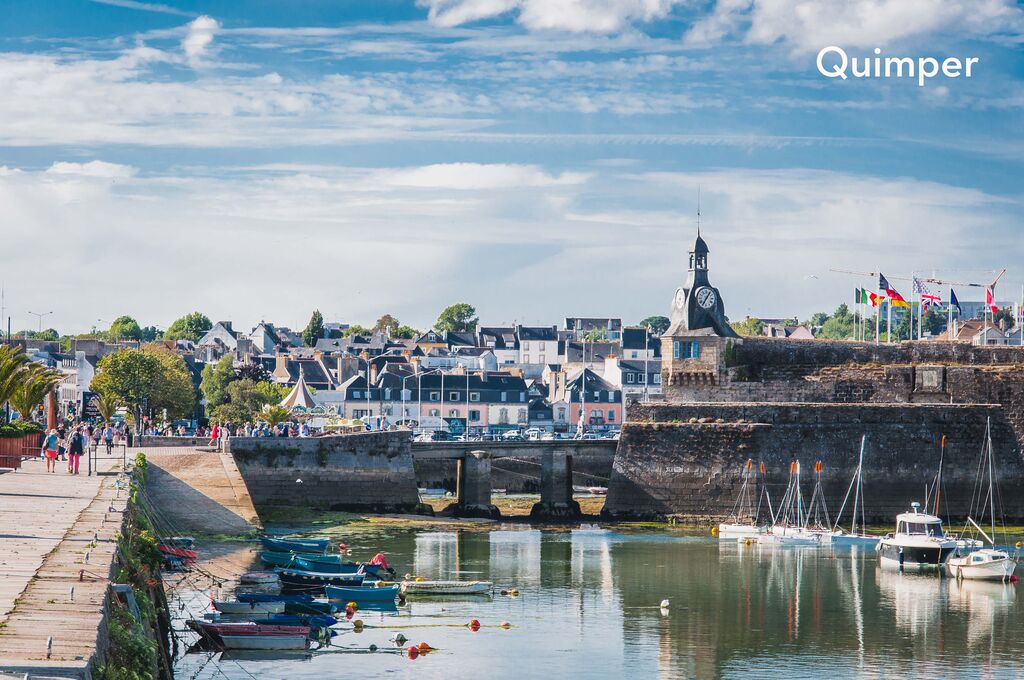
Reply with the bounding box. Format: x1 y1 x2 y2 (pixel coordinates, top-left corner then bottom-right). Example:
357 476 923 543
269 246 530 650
667 230 736 338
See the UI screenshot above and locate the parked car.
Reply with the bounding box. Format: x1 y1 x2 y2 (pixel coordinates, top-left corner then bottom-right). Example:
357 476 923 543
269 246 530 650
501 430 525 441
431 430 452 441
523 428 545 440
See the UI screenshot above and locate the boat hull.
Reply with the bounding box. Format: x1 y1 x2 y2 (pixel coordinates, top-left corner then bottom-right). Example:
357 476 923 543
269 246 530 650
830 534 880 548
325 584 400 603
879 541 955 570
946 552 1018 581
399 580 493 595
277 569 365 591
717 523 766 541
260 537 330 553
219 635 308 650
213 601 285 615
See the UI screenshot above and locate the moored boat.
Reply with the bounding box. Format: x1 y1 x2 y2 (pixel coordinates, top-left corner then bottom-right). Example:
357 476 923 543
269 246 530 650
219 634 309 650
325 584 401 603
236 592 313 604
186 620 309 643
717 459 771 541
399 580 493 595
878 503 957 571
239 571 279 585
260 537 331 554
253 614 338 629
277 568 365 591
213 600 286 615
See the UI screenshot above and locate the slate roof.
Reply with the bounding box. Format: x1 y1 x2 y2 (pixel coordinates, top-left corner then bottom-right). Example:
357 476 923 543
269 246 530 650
564 341 618 363
478 327 518 349
517 325 558 342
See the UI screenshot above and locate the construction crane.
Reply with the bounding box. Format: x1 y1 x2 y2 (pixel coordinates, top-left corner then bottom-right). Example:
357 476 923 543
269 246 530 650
830 268 1007 293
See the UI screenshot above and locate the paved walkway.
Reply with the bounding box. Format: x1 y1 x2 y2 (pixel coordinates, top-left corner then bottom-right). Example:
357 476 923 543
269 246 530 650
0 454 125 679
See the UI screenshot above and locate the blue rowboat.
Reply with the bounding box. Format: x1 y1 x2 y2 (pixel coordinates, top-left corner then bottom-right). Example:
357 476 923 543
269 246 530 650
325 584 400 603
284 600 336 615
236 593 313 604
261 537 330 553
290 556 384 577
277 568 365 591
253 614 338 629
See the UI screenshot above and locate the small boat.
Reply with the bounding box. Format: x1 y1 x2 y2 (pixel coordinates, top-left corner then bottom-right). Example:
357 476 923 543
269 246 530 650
324 584 400 603
240 572 280 585
253 614 338 629
878 503 957 571
261 537 330 554
291 556 382 576
277 568 365 591
718 459 773 541
161 536 195 549
213 601 286 615
947 543 1018 581
284 600 336 616
158 544 198 560
236 593 313 604
219 635 309 650
399 580 493 595
186 621 309 643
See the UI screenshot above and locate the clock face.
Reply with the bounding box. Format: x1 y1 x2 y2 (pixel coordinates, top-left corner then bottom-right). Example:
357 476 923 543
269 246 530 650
696 287 717 310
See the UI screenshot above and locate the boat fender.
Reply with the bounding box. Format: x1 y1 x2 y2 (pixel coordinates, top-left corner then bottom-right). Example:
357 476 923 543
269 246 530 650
353 619 364 631
469 619 481 631
407 645 420 659
369 644 378 652
418 642 433 653
509 589 519 597
1011 575 1018 583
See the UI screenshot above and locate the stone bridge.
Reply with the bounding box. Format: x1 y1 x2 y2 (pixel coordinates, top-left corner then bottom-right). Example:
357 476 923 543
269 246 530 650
412 439 617 519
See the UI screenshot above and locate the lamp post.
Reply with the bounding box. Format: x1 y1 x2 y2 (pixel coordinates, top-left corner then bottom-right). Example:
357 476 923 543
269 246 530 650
27 310 53 334
414 368 444 436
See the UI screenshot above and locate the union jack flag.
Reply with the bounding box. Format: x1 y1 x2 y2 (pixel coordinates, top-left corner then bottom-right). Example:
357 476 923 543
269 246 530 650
913 277 941 309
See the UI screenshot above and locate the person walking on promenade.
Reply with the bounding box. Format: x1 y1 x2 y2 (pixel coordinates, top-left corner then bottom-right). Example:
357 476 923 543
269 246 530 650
92 426 102 453
103 423 114 455
41 429 59 473
209 422 220 449
68 426 84 474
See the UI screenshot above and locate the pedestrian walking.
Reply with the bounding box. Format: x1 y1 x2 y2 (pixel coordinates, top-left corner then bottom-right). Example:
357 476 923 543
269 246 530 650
41 429 59 473
68 427 84 474
209 422 219 449
103 423 114 455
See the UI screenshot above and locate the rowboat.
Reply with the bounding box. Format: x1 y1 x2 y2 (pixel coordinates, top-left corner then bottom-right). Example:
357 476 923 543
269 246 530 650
253 614 338 629
213 601 285 615
399 580 493 595
161 536 195 549
239 572 279 585
277 568 365 591
158 544 198 560
186 620 309 643
219 634 309 650
292 556 384 577
236 593 313 604
324 584 400 603
261 537 330 553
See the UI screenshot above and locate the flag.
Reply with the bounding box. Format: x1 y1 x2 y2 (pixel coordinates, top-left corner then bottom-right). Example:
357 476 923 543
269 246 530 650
920 293 941 309
858 288 870 305
878 273 910 306
868 291 886 307
949 288 962 315
986 288 998 314
855 288 862 305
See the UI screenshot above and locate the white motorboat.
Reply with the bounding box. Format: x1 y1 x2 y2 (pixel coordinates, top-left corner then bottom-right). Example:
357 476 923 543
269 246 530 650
213 600 285 615
400 580 493 595
219 634 309 650
878 503 957 571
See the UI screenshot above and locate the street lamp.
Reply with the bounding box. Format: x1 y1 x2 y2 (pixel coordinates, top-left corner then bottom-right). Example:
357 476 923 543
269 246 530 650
414 368 444 435
27 310 53 334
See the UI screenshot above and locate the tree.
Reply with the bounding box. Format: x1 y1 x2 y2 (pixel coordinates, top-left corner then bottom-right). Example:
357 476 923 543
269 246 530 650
922 307 948 336
343 324 373 337
393 324 419 339
806 312 831 329
0 345 31 421
435 303 478 333
583 329 608 342
165 312 212 342
108 316 142 341
260 404 290 427
374 314 400 334
730 317 764 337
200 355 236 408
93 346 196 428
9 364 61 421
301 310 325 347
638 316 670 335
19 329 59 341
212 379 287 424
95 393 121 423
139 326 163 342
236 361 271 383
146 345 197 420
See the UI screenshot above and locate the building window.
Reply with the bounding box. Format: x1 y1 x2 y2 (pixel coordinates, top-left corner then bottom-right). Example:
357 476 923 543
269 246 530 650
499 408 509 424
470 392 480 402
448 409 459 418
353 390 361 399
608 410 615 422
449 391 459 400
430 391 440 401
674 340 700 359
520 392 526 402
626 373 634 383
631 351 638 358
557 408 566 421
654 374 662 385
524 355 530 363
538 354 545 364
469 409 481 421
594 390 600 399
429 408 440 417
501 391 507 402
523 341 530 351
517 408 528 424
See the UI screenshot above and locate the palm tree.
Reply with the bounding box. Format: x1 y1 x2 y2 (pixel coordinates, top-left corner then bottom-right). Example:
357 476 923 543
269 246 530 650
95 393 121 423
261 404 290 427
9 364 62 422
0 345 31 420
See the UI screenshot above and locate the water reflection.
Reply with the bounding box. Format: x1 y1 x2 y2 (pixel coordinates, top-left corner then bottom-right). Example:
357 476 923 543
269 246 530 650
175 528 1023 680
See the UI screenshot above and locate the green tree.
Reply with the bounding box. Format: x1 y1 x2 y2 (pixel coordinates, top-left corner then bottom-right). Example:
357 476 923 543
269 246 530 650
392 324 419 339
93 346 196 428
9 364 61 420
343 324 373 337
200 355 236 408
260 404 290 427
147 345 197 420
139 326 164 342
374 314 400 334
302 310 324 347
638 316 670 335
108 315 143 341
730 316 764 337
19 329 59 341
95 393 121 423
165 312 212 342
435 303 478 333
583 328 608 342
806 312 831 329
212 379 287 423
0 345 31 421
922 307 948 336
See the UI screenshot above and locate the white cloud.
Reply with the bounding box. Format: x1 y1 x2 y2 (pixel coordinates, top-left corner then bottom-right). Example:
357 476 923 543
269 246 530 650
183 15 220 65
46 161 138 179
88 0 195 17
687 0 1024 52
420 0 684 32
379 163 590 189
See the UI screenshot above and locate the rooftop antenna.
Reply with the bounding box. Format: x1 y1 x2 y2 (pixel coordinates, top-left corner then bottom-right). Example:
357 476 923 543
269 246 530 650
696 187 701 236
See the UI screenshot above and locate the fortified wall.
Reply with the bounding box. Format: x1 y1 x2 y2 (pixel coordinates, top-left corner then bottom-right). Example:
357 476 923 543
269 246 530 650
604 337 1024 521
226 431 423 514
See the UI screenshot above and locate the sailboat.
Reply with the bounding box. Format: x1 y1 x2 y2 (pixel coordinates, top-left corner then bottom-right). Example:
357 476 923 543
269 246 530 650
718 459 773 540
831 436 880 548
758 460 821 545
945 418 1020 582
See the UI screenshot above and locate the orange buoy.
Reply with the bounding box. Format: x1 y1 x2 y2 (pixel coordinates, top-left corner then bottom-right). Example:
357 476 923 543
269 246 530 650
418 642 432 652
469 619 481 631
407 645 420 659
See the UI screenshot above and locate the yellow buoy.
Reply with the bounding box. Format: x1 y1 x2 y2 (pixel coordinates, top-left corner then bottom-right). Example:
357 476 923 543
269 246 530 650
710 526 718 537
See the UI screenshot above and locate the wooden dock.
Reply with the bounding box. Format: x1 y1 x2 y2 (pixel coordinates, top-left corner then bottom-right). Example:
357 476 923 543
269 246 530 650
0 455 127 679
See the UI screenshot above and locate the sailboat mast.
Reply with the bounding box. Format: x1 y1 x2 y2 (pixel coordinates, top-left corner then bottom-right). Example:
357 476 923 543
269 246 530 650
987 418 996 541
852 435 865 535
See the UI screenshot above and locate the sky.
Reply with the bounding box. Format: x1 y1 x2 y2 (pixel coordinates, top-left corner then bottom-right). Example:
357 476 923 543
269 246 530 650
0 0 1022 335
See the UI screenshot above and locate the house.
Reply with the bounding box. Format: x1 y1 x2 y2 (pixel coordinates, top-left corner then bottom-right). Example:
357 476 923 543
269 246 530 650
550 366 622 430
421 347 498 372
516 325 558 366
621 327 660 360
603 355 662 401
763 323 814 339
528 397 554 431
562 341 619 377
195 321 240 363
477 327 519 365
249 322 282 355
564 317 622 341
947 319 1008 345
262 354 336 390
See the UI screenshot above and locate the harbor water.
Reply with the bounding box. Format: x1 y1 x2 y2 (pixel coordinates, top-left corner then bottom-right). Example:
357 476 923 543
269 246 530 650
171 525 1023 679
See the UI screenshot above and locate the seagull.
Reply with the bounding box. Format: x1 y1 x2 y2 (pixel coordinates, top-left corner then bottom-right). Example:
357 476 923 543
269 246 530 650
295 478 303 484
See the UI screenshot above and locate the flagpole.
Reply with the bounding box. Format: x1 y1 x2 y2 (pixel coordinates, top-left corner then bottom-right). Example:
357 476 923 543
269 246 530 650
875 295 880 346
948 289 952 341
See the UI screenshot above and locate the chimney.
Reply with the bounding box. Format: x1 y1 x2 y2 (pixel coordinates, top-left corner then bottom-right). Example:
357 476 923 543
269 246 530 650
411 356 422 374
274 353 288 380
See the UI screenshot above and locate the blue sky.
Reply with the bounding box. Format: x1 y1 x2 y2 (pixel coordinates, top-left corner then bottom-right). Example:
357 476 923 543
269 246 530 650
0 0 1022 334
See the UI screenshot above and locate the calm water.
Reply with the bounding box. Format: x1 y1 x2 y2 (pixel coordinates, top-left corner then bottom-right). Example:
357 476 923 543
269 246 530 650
171 526 1023 679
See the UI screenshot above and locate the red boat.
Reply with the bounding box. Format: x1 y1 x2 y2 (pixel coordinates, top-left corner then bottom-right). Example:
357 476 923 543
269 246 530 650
158 544 198 560
186 620 309 643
